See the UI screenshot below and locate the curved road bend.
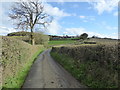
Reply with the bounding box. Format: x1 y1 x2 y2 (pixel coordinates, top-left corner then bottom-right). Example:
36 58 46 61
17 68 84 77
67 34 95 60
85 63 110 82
22 49 86 88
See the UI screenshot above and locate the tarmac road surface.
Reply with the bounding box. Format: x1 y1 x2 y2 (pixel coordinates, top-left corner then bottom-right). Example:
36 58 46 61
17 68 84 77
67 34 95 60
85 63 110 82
22 49 86 88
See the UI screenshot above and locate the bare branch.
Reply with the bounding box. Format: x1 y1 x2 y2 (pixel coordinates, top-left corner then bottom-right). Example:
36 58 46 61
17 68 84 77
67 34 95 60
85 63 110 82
9 0 53 45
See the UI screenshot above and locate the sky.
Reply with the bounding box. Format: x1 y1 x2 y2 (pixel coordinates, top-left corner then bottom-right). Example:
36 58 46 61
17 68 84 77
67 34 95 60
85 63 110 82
0 0 119 39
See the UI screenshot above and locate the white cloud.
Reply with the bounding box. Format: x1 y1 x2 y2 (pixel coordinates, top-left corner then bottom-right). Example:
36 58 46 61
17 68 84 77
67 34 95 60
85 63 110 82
79 15 96 22
99 21 118 31
64 27 118 39
65 27 100 37
113 11 118 16
43 3 71 35
65 27 85 35
0 5 2 25
112 33 117 35
0 2 71 36
79 16 86 19
42 3 71 35
106 26 118 30
44 3 71 17
90 0 118 15
47 20 61 35
0 26 17 35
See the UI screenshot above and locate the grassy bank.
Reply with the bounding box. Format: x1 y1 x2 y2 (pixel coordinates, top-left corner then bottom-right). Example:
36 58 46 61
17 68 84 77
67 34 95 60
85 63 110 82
1 37 45 89
51 44 118 88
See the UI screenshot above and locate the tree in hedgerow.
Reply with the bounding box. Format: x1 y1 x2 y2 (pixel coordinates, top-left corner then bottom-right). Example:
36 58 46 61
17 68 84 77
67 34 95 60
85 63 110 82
9 0 52 45
80 33 88 40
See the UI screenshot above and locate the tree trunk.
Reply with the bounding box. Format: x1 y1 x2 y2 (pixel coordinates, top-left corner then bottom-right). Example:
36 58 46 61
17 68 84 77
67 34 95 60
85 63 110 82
30 28 35 45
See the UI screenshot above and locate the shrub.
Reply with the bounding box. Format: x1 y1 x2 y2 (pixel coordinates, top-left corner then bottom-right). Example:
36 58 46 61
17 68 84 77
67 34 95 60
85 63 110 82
79 33 88 40
33 32 49 46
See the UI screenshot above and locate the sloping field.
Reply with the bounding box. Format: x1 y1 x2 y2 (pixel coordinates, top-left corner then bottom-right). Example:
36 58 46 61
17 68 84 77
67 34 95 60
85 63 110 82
1 36 44 88
7 32 49 45
51 43 119 88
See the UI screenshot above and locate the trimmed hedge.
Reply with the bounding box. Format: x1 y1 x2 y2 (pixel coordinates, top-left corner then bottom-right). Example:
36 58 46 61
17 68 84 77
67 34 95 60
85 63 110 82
52 44 118 67
51 44 119 88
1 36 44 88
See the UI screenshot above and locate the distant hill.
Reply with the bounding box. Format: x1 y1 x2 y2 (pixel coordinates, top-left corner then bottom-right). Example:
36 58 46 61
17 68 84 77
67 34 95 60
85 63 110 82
7 31 31 36
7 31 49 45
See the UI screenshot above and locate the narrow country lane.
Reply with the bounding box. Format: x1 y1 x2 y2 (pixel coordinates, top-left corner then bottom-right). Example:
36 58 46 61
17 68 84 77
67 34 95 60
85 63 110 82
22 49 85 88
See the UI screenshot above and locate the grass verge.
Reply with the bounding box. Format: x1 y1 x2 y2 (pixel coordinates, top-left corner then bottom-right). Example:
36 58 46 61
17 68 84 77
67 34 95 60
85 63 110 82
50 52 118 88
2 48 44 89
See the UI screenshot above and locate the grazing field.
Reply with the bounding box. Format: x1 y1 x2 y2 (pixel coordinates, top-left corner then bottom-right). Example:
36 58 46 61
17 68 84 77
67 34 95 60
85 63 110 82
51 42 118 88
48 40 76 46
1 36 45 88
48 38 118 46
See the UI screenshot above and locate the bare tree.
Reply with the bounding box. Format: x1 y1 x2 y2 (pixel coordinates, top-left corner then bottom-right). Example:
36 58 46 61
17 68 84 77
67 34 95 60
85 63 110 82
9 0 52 45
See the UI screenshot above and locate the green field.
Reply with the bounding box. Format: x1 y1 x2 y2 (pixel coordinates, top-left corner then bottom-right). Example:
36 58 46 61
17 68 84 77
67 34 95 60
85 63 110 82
48 40 76 46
